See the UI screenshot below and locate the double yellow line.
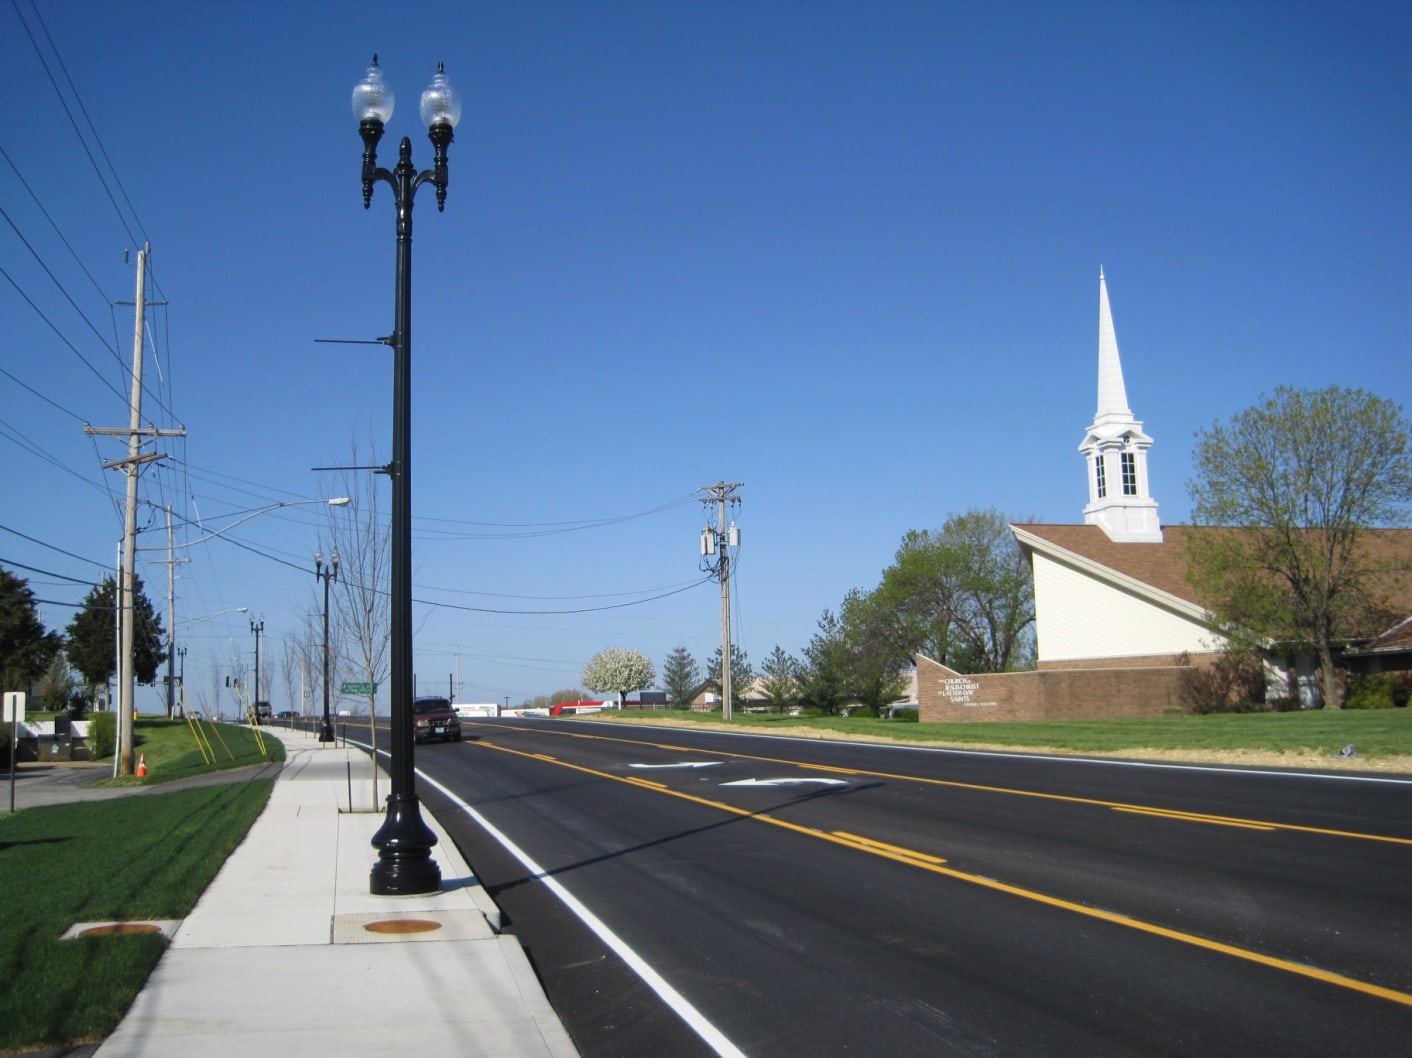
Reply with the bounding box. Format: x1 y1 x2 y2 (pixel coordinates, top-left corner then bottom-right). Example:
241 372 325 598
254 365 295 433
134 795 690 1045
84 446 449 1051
483 723 1412 847
468 735 1412 1009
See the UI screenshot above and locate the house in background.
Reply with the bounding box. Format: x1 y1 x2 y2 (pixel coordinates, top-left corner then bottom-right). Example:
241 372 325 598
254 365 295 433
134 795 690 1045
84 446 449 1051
918 273 1412 722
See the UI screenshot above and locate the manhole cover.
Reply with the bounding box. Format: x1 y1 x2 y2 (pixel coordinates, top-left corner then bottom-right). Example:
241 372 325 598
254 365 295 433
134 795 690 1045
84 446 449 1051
79 923 163 937
363 918 443 935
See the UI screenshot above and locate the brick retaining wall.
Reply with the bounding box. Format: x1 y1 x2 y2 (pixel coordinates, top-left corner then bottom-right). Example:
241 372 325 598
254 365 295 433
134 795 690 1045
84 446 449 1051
916 654 1187 722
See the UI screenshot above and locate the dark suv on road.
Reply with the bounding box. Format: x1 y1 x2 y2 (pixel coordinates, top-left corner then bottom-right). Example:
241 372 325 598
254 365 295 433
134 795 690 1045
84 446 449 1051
412 696 462 744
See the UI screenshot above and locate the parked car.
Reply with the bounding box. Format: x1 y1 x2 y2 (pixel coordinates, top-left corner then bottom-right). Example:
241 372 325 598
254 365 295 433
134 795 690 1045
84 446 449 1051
412 696 462 744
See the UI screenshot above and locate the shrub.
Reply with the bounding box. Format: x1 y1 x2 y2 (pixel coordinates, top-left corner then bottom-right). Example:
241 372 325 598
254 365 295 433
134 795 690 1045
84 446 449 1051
1180 651 1266 714
1392 671 1412 709
848 705 877 719
891 708 919 722
799 707 823 718
1345 673 1396 710
88 711 116 759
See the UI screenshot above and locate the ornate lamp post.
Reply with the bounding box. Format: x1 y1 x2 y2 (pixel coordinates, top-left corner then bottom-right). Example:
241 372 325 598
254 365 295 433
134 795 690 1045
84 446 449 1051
352 55 461 895
249 616 265 721
315 550 340 743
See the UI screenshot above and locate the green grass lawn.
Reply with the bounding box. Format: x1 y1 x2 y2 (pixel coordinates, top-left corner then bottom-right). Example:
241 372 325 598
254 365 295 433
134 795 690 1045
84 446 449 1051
100 716 285 786
0 780 273 1052
595 706 1412 761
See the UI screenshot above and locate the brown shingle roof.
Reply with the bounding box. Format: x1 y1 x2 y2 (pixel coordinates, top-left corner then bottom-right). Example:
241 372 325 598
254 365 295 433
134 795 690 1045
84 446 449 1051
1362 616 1412 652
1012 524 1206 606
1013 523 1412 638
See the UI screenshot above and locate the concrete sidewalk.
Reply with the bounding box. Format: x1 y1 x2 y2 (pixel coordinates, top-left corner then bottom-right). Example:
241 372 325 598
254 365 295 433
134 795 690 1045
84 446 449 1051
87 727 579 1057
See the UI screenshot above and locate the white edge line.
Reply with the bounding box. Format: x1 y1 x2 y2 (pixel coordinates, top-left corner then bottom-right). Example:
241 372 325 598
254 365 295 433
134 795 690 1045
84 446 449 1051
413 765 749 1058
597 723 1412 786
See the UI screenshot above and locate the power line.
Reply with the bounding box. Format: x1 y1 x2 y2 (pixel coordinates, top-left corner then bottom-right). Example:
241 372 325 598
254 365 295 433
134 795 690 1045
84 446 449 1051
10 0 153 259
0 522 112 571
172 516 715 616
0 363 89 422
0 417 110 492
411 494 701 539
0 262 129 405
0 142 110 303
0 557 100 586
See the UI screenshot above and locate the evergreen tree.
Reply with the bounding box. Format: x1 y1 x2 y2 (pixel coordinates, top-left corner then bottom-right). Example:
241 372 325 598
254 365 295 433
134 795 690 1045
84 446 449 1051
796 610 850 715
706 644 754 711
660 645 702 710
0 567 61 693
65 575 166 695
758 644 799 712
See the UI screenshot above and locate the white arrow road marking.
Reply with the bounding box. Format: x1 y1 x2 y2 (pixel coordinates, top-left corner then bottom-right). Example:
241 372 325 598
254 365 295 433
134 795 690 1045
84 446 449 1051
628 762 724 770
720 777 848 788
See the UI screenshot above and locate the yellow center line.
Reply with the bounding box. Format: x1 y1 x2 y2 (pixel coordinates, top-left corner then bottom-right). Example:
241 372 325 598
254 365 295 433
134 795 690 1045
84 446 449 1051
468 738 1412 1009
832 831 948 864
797 762 861 776
1112 807 1278 831
469 722 1412 847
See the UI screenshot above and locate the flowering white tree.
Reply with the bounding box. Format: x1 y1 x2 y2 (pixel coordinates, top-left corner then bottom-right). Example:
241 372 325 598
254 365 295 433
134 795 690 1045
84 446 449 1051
582 647 656 706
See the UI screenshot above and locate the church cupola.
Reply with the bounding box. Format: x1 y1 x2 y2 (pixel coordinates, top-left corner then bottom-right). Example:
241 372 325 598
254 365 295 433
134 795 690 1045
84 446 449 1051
1079 270 1162 542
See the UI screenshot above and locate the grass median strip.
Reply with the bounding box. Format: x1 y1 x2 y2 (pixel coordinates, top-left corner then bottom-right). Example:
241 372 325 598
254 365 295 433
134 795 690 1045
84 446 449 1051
0 780 273 1053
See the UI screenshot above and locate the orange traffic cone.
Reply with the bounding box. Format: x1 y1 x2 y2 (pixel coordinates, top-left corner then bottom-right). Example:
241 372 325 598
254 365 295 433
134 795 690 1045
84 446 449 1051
136 753 147 777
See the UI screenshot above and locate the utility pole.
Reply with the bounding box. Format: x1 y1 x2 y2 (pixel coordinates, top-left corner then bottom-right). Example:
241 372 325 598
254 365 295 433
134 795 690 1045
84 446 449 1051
84 245 184 775
699 481 743 720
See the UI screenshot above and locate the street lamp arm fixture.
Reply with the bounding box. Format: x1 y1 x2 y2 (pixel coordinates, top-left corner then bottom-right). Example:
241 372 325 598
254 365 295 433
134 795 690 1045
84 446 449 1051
179 606 248 629
153 497 351 550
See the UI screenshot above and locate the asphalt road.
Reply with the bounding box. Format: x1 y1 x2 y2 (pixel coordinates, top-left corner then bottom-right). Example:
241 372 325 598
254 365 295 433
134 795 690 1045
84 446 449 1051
392 719 1412 1057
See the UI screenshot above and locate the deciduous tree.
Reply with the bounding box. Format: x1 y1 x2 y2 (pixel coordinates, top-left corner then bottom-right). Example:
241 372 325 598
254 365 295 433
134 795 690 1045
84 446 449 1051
1187 386 1412 708
582 647 656 705
850 508 1035 674
322 451 387 789
37 652 80 713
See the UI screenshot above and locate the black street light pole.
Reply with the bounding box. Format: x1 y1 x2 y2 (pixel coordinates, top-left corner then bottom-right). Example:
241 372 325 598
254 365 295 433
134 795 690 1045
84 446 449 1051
353 55 461 896
176 645 186 718
249 616 264 722
315 550 339 743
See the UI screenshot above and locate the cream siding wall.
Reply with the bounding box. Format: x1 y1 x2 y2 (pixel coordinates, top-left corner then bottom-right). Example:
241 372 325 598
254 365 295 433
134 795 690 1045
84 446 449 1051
1032 552 1225 662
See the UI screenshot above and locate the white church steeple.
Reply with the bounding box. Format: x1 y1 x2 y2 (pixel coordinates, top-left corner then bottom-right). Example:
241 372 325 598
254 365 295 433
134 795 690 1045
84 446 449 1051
1079 270 1162 542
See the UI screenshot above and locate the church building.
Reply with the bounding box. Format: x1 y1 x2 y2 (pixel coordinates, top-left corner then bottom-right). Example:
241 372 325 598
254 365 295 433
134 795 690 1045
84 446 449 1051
916 273 1412 722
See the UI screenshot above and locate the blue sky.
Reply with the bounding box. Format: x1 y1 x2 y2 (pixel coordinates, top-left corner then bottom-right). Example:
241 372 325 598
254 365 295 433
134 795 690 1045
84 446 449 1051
5 1 1409 714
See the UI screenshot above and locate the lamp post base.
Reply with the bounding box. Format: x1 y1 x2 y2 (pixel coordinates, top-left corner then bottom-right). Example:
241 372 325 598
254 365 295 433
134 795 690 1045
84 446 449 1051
369 793 441 895
318 722 336 743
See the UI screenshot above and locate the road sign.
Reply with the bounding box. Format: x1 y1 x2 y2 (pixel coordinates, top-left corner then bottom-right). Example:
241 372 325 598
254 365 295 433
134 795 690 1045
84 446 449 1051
3 692 24 723
340 682 377 695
